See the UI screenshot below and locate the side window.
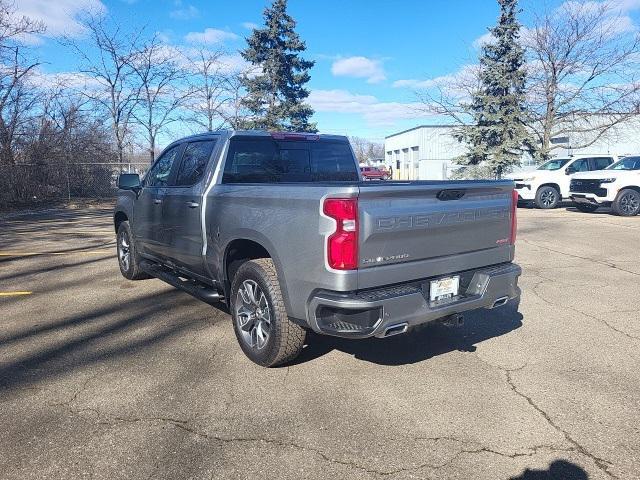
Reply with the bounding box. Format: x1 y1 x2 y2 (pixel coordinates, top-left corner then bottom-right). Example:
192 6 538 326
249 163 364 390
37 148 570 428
570 159 590 173
146 145 181 187
222 138 280 183
592 157 613 170
175 140 217 186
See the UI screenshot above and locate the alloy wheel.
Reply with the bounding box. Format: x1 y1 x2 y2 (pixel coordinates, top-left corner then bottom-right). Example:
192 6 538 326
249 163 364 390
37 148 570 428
620 192 640 215
540 189 557 207
118 231 130 272
235 279 272 350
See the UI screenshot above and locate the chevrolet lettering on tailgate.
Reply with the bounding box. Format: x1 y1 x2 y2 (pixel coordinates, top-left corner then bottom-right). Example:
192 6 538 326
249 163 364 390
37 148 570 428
374 206 510 232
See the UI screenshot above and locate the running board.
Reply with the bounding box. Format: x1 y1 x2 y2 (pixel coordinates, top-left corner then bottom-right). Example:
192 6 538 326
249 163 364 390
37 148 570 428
140 260 224 304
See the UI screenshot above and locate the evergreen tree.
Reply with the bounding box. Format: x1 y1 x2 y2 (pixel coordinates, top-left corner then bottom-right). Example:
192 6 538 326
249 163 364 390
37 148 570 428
240 0 316 132
455 0 532 178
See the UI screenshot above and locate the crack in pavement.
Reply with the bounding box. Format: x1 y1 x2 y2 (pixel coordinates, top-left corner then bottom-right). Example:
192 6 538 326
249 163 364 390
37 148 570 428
504 369 619 479
522 239 640 277
55 409 578 478
473 354 619 480
529 276 640 342
48 371 101 407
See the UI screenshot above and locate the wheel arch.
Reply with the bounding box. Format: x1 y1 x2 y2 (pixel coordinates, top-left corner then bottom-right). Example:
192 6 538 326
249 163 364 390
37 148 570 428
618 185 640 195
537 183 561 194
222 235 291 314
114 211 128 233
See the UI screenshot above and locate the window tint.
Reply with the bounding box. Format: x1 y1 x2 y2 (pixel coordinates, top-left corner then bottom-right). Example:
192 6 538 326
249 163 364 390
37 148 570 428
175 140 216 186
609 156 640 170
591 157 613 170
310 142 359 181
538 158 570 170
146 145 181 187
222 138 358 183
571 159 590 172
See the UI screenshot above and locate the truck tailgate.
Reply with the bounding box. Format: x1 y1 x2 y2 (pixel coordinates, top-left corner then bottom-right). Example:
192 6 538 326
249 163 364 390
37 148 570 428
356 181 515 288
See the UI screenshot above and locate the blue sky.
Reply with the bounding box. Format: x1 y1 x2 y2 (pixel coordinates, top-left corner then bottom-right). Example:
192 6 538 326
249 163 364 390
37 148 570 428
17 0 640 144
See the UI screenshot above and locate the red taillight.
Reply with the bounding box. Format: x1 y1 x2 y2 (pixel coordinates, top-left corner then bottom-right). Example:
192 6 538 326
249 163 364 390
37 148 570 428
323 198 358 270
510 189 518 245
270 132 319 141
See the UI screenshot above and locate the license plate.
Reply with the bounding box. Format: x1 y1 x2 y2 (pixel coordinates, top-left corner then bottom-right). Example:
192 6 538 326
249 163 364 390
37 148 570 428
429 276 460 302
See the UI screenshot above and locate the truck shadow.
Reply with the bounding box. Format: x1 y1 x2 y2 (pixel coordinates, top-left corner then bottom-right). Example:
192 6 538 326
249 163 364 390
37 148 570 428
509 460 589 479
294 303 523 366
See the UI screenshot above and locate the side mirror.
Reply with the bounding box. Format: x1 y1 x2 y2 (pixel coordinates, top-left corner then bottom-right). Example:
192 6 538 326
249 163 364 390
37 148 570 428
565 167 575 175
118 173 141 192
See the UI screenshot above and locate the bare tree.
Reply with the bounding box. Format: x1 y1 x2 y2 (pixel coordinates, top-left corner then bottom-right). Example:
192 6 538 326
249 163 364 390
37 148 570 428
415 64 482 127
220 72 251 129
0 1 44 164
129 35 192 162
187 48 229 131
349 136 384 165
526 1 640 159
64 15 141 164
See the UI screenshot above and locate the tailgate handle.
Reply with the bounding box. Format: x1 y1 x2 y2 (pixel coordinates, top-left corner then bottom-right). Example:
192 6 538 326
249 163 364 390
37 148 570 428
437 189 466 201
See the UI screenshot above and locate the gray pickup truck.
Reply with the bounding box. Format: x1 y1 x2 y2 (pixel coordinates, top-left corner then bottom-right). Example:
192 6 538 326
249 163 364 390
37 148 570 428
114 130 521 367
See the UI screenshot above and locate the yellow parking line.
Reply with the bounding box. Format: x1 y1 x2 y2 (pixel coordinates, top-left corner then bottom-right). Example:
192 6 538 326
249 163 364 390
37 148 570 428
0 250 111 256
0 291 32 296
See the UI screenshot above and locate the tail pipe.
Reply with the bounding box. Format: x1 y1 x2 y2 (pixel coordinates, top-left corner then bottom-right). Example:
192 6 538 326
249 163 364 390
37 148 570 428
382 323 408 337
491 296 510 309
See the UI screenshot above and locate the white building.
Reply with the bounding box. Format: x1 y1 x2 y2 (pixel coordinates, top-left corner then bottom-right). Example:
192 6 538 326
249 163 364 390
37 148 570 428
384 125 465 180
384 118 640 180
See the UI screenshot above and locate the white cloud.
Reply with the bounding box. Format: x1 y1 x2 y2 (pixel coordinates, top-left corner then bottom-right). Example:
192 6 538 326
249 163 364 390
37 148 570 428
184 28 239 45
308 89 430 127
14 0 106 42
242 22 258 30
331 56 386 84
554 1 639 39
27 68 103 91
393 64 480 93
473 31 494 49
170 4 199 20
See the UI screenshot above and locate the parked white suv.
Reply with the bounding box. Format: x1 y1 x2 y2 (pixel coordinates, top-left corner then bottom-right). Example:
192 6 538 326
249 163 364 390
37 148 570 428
570 156 640 216
508 155 617 209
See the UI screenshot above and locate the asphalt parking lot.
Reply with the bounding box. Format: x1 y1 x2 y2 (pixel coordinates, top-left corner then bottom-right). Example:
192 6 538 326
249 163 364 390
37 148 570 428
0 204 638 480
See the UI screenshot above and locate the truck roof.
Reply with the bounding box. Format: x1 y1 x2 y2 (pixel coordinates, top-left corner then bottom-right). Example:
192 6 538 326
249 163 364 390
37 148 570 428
175 130 349 142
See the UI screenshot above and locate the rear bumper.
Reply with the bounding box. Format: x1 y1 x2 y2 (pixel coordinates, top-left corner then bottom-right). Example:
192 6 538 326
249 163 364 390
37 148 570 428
306 262 521 339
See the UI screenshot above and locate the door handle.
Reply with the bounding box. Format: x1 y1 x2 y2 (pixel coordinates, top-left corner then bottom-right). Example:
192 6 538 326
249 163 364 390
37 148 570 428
154 199 162 205
186 201 199 208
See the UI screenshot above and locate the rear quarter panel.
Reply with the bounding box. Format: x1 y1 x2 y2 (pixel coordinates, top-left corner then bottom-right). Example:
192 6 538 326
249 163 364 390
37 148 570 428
206 183 359 320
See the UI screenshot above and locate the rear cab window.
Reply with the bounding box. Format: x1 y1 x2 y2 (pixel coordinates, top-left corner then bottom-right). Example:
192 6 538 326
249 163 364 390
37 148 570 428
222 136 359 183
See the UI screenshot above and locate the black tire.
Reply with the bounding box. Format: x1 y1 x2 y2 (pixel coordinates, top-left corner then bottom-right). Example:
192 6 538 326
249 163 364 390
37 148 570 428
230 258 306 367
575 203 598 213
116 221 149 280
612 189 640 216
535 186 560 209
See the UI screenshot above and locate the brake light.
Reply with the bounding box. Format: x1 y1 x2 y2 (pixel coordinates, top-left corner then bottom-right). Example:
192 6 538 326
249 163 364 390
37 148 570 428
270 132 319 141
510 189 518 244
323 198 358 270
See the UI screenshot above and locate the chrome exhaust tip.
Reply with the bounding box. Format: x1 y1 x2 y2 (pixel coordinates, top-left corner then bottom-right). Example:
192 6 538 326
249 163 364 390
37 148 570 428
383 323 408 337
491 296 509 309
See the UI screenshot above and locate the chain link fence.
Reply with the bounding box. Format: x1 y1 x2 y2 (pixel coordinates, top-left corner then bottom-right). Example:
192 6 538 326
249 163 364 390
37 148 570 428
1 162 150 209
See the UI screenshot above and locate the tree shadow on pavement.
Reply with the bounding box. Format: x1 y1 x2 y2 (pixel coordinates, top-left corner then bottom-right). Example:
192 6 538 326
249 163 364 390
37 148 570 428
0 289 227 391
293 302 523 366
509 460 589 480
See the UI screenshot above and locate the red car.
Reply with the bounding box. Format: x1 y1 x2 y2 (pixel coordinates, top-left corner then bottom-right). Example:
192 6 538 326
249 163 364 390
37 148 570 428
360 166 389 180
